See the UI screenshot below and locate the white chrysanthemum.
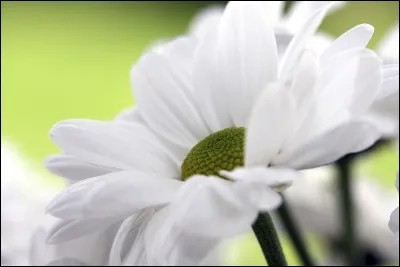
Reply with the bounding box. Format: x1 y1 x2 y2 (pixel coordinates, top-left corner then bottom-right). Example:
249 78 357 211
286 166 399 261
366 23 399 138
40 1 393 265
1 140 56 266
389 173 399 248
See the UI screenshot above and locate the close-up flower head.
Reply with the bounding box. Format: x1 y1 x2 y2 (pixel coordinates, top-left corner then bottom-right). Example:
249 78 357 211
1 1 399 266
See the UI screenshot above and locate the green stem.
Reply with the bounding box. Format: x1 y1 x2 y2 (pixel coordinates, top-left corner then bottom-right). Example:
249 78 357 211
336 155 359 265
252 212 287 266
277 196 315 266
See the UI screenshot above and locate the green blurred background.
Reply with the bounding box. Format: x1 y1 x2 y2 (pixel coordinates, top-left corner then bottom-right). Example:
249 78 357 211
1 1 399 265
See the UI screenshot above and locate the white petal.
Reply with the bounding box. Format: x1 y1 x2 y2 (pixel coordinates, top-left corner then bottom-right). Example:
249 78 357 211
50 119 178 177
276 120 381 169
245 84 295 167
168 176 258 238
285 1 345 33
222 167 297 210
46 170 181 220
362 111 398 138
378 23 399 61
46 217 123 244
31 216 119 266
375 64 399 101
218 1 279 126
262 1 285 25
315 49 381 129
193 1 279 130
45 154 117 181
131 44 209 150
143 207 222 266
309 32 334 55
192 29 231 132
188 5 224 39
158 36 199 77
280 2 334 78
109 210 154 266
320 24 374 66
349 51 382 116
221 167 297 187
114 107 144 125
281 50 318 152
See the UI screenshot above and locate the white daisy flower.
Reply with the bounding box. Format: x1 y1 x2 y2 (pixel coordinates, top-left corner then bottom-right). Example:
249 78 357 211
1 140 55 266
286 167 399 261
389 173 399 248
40 1 389 265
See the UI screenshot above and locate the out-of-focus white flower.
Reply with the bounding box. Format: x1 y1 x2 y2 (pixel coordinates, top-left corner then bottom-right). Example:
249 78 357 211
285 166 399 261
39 1 390 265
1 140 56 266
389 173 399 249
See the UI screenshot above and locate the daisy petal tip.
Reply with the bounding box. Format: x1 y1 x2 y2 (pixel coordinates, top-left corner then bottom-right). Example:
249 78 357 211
360 23 374 33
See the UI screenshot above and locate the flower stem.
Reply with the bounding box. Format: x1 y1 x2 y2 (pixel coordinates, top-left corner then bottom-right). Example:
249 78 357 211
336 155 359 265
252 212 287 266
277 196 314 266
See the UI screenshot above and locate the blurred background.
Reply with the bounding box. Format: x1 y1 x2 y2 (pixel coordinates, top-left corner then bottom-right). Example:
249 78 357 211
1 1 399 266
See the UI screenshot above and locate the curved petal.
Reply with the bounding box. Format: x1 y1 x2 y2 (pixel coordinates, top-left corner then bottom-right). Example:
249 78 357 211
245 84 295 167
281 50 318 152
188 5 224 39
315 48 381 131
221 167 297 187
192 29 232 132
285 1 346 33
131 40 209 150
279 2 334 78
45 154 117 181
193 1 279 129
46 217 123 244
50 119 178 177
275 120 381 169
114 107 144 125
349 51 382 116
263 1 285 25
158 36 199 77
109 210 154 266
309 32 334 55
320 24 374 66
375 64 399 101
167 176 258 238
30 216 119 266
144 206 222 266
46 170 182 220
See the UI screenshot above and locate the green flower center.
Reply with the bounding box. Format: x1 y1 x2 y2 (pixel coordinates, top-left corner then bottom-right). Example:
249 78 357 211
181 127 245 180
